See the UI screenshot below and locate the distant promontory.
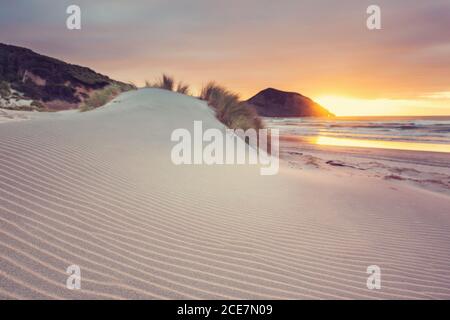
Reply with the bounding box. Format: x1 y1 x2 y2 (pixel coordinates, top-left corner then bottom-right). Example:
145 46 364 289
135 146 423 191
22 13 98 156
247 88 334 117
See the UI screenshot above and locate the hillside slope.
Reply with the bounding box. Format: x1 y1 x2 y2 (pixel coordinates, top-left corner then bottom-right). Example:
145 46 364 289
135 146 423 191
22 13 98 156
247 88 334 117
0 43 133 110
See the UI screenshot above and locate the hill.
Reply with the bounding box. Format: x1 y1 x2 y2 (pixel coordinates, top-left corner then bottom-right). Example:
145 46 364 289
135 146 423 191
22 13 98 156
247 88 334 117
0 43 133 111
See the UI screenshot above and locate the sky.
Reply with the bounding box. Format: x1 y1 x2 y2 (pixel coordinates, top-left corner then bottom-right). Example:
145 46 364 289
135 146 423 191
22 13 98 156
1 0 450 116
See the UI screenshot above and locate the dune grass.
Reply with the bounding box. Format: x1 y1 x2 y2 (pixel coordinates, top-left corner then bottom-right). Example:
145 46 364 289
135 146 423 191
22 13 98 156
0 80 11 98
145 75 263 133
146 74 191 95
79 84 122 112
82 74 263 134
200 81 263 131
154 74 175 91
176 82 190 95
79 81 136 112
146 74 174 91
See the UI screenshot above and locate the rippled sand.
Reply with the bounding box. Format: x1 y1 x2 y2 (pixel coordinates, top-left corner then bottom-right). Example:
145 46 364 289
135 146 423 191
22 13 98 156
1 89 449 299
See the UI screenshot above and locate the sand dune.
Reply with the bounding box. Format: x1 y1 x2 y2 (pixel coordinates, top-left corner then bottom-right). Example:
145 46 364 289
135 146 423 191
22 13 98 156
0 88 450 299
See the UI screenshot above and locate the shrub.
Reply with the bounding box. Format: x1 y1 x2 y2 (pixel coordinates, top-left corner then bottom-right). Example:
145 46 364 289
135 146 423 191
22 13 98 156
79 84 121 112
0 81 11 98
176 82 190 95
152 74 175 91
200 82 263 132
116 81 137 92
220 102 263 131
200 81 237 103
141 76 264 137
146 74 191 95
31 100 46 111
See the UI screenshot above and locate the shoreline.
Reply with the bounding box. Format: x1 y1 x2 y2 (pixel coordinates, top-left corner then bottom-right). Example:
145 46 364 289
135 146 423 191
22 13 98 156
279 135 450 196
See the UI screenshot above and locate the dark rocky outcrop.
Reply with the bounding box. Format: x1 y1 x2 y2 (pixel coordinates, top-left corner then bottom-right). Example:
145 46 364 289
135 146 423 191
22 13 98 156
247 88 334 118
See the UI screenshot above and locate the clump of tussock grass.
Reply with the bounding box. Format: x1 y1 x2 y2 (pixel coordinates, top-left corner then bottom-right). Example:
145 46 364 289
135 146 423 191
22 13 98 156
79 84 122 112
151 74 175 91
30 100 48 111
123 81 138 91
145 74 191 95
144 76 264 139
200 81 263 131
0 80 11 98
176 82 190 95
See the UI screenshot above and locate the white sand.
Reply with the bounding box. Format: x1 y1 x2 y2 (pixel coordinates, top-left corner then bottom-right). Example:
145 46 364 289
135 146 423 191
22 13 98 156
0 109 32 123
279 138 450 195
0 88 449 299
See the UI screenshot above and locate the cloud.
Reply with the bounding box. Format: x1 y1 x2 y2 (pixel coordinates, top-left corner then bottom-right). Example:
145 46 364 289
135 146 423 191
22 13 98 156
420 92 450 99
1 0 449 109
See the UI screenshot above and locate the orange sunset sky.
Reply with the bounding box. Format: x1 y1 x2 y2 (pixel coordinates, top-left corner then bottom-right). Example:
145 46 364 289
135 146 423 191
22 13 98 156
1 0 449 116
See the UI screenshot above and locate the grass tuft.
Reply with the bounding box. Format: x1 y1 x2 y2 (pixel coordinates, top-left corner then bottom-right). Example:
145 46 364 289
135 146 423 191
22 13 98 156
145 74 191 95
151 74 175 91
176 82 190 95
0 80 11 98
200 82 263 131
143 76 264 134
79 84 122 112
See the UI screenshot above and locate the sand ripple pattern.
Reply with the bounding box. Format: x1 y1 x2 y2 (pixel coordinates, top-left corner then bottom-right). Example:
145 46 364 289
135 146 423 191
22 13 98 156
1 89 450 299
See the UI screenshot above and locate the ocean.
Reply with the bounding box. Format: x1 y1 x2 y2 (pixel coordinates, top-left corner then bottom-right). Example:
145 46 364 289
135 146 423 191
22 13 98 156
265 116 450 153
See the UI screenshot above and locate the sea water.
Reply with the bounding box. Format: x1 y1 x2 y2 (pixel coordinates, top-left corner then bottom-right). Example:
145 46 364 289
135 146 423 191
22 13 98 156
265 116 450 153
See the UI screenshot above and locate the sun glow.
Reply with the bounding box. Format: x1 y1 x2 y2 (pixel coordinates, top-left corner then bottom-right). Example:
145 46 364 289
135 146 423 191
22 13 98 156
314 136 450 153
314 95 450 117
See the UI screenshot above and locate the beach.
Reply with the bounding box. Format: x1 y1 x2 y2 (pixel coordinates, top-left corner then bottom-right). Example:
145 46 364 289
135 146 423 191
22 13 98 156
266 117 450 195
1 88 450 299
277 136 450 195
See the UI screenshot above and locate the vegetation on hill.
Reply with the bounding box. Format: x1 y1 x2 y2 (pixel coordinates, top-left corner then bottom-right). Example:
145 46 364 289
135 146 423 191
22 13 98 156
145 74 190 95
0 80 11 97
0 43 134 110
79 84 123 112
145 75 263 132
200 81 263 131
